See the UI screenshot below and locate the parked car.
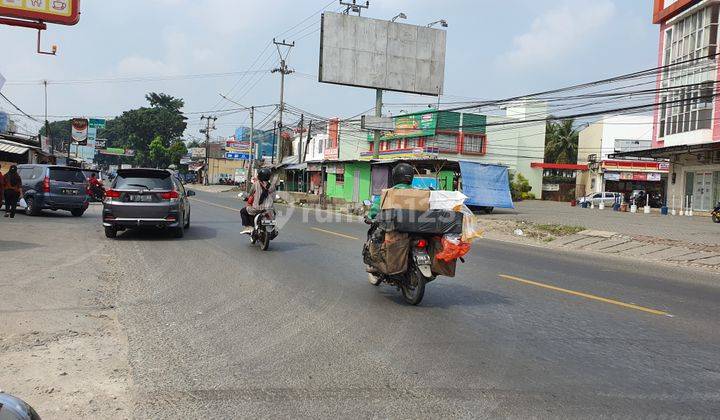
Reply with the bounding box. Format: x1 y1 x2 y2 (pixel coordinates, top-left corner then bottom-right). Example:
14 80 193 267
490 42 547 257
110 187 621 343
579 192 623 206
102 168 195 238
17 164 90 217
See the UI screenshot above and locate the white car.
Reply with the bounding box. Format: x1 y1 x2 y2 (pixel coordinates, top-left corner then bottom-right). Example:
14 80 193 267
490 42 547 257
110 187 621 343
580 192 623 206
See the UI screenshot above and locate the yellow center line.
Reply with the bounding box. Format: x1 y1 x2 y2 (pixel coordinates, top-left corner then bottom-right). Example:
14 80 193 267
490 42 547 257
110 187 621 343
498 274 671 317
190 197 241 212
310 227 360 241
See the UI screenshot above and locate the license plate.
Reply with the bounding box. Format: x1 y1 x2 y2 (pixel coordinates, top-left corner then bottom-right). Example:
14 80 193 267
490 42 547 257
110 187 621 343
129 194 153 202
415 253 431 265
61 188 78 195
261 220 276 226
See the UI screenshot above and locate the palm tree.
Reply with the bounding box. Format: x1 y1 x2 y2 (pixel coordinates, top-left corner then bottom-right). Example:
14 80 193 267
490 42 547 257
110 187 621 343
544 118 579 164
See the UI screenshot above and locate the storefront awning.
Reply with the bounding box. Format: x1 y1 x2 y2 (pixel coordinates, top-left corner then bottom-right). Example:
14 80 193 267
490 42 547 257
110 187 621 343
0 139 30 155
285 162 307 170
610 142 720 159
531 162 588 170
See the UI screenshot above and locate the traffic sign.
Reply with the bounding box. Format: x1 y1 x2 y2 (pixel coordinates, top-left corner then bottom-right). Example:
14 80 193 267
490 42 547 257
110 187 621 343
225 152 251 160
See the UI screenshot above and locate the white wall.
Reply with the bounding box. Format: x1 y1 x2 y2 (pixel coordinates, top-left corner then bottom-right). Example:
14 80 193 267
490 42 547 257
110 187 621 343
599 115 654 160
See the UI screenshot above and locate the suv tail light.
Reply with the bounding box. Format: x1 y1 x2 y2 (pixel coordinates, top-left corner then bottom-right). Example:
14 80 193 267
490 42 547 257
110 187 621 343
160 190 179 200
105 189 121 199
415 239 428 249
42 176 50 193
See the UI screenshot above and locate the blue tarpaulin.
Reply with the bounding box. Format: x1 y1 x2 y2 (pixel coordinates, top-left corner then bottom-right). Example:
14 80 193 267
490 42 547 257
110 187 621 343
459 161 514 209
412 176 439 190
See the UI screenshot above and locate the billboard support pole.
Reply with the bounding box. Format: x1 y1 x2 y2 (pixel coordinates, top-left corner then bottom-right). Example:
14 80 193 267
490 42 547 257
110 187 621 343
372 89 383 159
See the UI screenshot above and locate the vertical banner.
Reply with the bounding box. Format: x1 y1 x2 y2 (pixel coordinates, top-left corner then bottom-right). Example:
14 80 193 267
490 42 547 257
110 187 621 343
71 118 89 145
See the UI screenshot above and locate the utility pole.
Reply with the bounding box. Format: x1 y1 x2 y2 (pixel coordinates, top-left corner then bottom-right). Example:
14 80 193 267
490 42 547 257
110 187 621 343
302 120 313 164
271 38 295 163
200 115 217 185
245 106 255 193
43 80 53 155
297 113 304 163
372 89 383 159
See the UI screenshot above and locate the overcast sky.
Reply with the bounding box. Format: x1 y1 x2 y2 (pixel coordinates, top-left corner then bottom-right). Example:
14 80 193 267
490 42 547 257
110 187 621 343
0 0 658 139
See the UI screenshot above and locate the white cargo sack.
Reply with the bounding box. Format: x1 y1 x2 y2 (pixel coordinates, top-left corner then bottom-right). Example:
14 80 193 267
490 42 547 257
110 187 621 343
429 191 467 210
18 198 27 208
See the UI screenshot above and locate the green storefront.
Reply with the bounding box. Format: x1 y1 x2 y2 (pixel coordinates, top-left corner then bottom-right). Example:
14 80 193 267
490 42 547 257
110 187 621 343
325 161 372 203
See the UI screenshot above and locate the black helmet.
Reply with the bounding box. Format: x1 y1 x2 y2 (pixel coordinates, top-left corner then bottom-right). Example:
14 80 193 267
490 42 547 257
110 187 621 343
392 163 414 185
0 393 41 420
257 168 272 182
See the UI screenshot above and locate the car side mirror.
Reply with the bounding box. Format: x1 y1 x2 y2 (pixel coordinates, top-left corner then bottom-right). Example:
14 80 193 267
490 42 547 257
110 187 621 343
186 190 196 196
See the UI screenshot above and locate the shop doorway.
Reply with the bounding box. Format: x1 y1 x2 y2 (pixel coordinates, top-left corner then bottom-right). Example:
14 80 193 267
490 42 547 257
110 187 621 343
692 171 714 211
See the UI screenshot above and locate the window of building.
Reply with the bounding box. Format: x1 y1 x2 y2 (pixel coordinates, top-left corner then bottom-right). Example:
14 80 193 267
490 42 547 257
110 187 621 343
462 134 486 155
433 132 459 153
335 173 344 185
660 5 719 137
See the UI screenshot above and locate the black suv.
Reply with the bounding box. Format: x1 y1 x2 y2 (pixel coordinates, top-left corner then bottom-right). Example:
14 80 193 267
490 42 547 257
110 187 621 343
17 164 90 217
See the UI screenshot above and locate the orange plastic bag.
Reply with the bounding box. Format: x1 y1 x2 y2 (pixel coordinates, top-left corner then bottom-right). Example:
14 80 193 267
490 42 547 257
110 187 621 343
435 234 471 262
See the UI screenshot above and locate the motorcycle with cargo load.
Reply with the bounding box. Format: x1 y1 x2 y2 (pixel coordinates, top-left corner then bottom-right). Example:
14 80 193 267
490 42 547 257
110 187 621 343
363 189 481 305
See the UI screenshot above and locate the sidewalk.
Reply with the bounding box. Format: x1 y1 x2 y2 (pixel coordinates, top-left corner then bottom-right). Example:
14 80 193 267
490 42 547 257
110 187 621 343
479 200 720 272
186 184 239 193
484 200 720 246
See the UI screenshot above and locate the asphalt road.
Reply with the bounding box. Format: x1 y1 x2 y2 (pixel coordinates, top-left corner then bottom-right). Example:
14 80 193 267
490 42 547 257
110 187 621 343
28 191 720 417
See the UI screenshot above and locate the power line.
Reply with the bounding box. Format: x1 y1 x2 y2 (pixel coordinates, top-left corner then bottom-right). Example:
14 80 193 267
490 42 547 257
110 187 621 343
0 91 38 122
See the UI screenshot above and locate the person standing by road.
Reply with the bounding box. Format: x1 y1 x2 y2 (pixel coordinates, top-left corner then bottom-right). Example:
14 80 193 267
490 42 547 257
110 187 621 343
3 165 22 218
0 164 5 209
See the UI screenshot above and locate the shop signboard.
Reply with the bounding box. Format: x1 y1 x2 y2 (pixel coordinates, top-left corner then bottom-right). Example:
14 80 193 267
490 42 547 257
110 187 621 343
0 0 80 25
604 172 620 181
632 173 648 181
88 118 106 129
324 147 339 160
647 173 662 181
374 111 438 141
542 183 561 192
190 147 206 158
225 152 250 160
620 172 634 180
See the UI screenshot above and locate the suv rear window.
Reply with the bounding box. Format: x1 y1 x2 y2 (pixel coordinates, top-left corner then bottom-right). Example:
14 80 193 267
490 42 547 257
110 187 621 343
49 168 86 183
114 170 173 190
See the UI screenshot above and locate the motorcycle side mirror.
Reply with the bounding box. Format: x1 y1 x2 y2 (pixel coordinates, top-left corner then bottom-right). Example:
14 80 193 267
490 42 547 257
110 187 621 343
238 192 247 200
363 200 372 206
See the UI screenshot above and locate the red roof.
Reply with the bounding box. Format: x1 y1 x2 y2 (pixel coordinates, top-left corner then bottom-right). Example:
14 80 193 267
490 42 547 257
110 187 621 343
531 162 588 170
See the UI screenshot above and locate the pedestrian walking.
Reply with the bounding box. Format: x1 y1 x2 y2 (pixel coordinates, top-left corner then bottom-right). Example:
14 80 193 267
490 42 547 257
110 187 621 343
3 165 22 218
0 164 5 209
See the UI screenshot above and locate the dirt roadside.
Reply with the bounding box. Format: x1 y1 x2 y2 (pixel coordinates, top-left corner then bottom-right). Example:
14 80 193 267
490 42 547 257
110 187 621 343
0 209 131 419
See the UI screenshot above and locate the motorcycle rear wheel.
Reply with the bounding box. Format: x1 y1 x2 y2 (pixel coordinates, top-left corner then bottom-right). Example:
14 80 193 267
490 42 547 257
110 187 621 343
713 213 720 223
401 268 426 306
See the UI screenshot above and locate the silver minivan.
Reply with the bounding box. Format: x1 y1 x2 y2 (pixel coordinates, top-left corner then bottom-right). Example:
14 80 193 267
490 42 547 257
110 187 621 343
580 192 623 206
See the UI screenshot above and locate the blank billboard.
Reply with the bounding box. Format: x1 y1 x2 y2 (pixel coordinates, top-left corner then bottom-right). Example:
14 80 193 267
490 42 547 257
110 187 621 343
319 12 446 96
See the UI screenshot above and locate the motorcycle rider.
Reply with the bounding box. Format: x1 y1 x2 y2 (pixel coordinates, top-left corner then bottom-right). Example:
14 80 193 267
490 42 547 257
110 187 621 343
87 172 104 199
367 162 416 220
240 167 276 234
